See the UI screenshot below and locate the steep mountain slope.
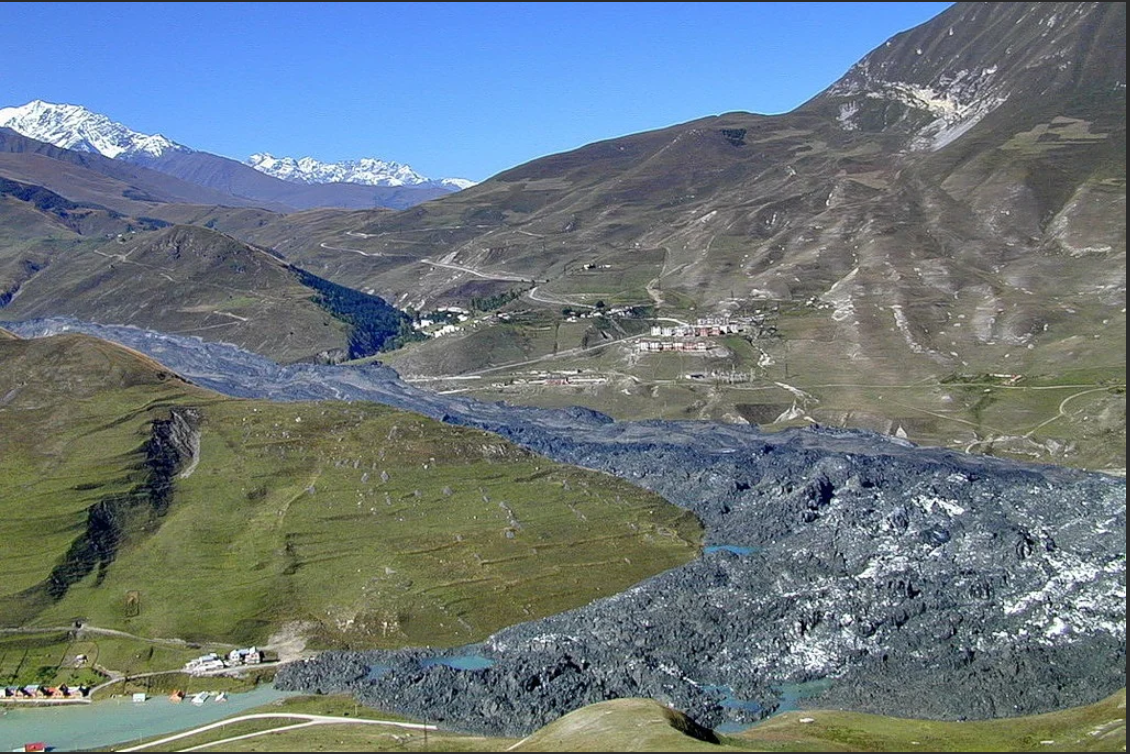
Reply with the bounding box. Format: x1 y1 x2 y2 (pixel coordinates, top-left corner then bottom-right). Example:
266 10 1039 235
0 331 700 646
196 1 1123 471
0 100 463 210
0 99 185 159
0 222 356 363
0 173 173 318
0 3 1122 472
0 168 428 364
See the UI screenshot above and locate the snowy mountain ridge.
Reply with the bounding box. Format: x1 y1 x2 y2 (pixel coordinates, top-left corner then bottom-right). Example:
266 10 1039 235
0 99 189 160
0 99 475 191
246 152 475 190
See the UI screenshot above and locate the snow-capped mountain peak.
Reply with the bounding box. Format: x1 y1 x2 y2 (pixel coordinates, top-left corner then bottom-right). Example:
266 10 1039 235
0 99 474 193
0 99 189 159
246 152 475 190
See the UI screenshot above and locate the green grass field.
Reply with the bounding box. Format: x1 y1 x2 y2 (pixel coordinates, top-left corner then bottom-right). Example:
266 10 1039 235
0 333 702 655
0 631 239 691
96 689 1126 752
726 689 1127 752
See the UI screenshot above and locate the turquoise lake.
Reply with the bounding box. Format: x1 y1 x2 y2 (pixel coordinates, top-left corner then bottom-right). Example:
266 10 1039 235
0 684 295 752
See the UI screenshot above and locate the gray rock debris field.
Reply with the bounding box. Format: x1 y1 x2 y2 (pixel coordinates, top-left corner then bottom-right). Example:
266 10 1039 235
10 318 1125 736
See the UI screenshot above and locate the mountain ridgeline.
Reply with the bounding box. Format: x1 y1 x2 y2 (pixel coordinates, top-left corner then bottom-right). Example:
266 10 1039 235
0 100 470 211
0 4 1122 474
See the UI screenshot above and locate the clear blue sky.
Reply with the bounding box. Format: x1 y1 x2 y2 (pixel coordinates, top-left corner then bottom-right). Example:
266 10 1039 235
2 2 953 182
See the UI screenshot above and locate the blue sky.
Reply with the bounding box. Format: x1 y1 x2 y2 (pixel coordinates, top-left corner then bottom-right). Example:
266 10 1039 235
2 2 953 182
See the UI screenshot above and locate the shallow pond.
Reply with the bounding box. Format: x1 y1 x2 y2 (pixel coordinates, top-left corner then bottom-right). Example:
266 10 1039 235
703 544 758 556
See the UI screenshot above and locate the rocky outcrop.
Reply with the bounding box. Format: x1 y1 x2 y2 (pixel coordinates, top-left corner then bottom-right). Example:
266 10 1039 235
9 318 1125 735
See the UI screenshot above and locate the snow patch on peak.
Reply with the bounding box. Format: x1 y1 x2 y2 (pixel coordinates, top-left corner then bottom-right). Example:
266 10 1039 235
438 177 477 191
246 152 475 191
0 99 189 159
837 102 860 131
829 66 1008 151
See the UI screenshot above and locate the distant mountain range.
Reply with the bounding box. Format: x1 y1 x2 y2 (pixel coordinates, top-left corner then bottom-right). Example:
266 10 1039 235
0 100 472 210
165 0 1123 472
246 152 475 190
0 99 186 160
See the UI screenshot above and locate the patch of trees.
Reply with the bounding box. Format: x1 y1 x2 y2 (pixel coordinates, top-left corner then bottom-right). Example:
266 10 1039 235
470 285 531 312
129 217 172 232
293 268 425 359
0 176 89 214
719 128 747 147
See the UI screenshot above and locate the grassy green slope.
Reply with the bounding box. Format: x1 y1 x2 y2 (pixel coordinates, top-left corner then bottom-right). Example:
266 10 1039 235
0 223 353 364
511 697 732 752
0 333 701 649
0 333 196 621
726 688 1127 752
102 689 1126 752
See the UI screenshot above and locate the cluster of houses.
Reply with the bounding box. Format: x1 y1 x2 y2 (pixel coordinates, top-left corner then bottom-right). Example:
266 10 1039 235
1 683 89 701
649 317 756 339
636 339 711 353
166 689 226 704
685 368 761 383
182 646 265 676
413 306 471 338
508 369 608 387
635 316 765 355
561 303 635 322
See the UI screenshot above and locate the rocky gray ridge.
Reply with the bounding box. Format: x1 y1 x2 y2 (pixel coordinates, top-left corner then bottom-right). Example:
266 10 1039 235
6 317 1125 735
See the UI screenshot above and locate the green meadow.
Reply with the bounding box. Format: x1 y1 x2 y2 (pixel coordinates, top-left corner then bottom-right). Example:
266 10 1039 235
0 333 701 665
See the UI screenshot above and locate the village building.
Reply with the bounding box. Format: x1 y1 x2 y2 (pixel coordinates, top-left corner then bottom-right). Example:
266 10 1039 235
227 646 263 665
